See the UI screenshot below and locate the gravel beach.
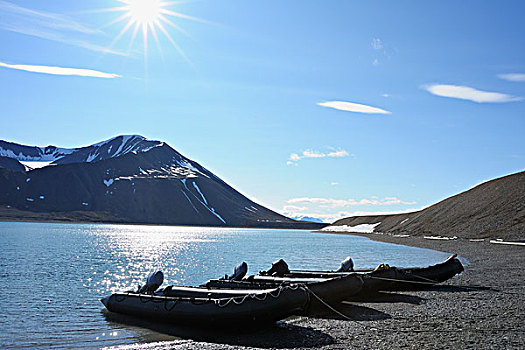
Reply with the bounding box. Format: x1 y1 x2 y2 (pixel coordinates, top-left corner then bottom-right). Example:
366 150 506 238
113 234 524 350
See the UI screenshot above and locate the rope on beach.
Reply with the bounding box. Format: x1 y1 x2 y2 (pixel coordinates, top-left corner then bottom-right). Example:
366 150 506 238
303 286 363 326
367 276 492 291
367 275 439 286
406 273 440 283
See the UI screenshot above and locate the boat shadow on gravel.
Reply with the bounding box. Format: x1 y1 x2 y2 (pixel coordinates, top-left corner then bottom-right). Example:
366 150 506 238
102 311 335 348
346 291 425 305
424 284 493 293
307 302 392 321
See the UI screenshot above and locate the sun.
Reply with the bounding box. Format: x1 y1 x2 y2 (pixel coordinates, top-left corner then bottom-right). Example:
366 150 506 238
107 0 207 62
127 0 162 25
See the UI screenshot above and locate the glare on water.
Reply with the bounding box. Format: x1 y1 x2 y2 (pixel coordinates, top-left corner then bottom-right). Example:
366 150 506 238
0 222 451 349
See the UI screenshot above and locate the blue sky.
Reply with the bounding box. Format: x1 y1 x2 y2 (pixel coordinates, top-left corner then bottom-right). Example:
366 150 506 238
1 0 524 222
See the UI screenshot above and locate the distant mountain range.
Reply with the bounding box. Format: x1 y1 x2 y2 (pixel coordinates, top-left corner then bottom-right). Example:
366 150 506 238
291 215 326 224
0 135 325 229
324 171 525 240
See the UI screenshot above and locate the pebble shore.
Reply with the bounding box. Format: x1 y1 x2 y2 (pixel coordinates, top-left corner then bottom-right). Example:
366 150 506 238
115 234 524 350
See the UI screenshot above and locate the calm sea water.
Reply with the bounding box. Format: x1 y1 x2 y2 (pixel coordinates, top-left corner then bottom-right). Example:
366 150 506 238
0 222 451 349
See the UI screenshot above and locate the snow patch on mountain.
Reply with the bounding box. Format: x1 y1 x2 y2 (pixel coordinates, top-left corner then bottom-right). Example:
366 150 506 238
321 222 380 233
192 182 208 205
0 135 162 165
210 208 226 224
19 161 54 170
0 136 214 185
179 160 209 178
0 143 74 162
181 190 199 214
180 179 226 224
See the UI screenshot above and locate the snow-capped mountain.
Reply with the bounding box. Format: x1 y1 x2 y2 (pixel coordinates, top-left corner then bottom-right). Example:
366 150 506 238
291 216 326 224
0 136 325 229
0 135 161 165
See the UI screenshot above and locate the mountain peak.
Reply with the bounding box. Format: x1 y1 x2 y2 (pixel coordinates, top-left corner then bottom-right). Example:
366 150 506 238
0 135 164 166
92 135 145 148
0 136 326 229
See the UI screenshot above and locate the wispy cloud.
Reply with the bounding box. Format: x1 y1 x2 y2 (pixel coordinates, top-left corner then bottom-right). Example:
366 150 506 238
282 205 308 212
287 149 350 165
0 1 125 56
0 1 98 33
498 73 525 82
287 197 416 208
318 101 391 114
0 62 121 79
281 209 348 224
423 84 523 103
370 37 394 66
371 38 383 51
281 205 421 224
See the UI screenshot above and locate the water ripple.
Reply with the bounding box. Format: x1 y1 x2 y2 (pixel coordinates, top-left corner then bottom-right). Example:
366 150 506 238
0 222 450 349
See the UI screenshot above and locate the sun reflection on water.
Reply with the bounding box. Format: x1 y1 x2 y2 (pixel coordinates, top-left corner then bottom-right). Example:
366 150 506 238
0 222 452 349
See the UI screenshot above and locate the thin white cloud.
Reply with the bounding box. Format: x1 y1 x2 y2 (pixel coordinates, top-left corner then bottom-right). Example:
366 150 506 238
283 205 308 212
0 62 121 79
343 209 422 216
281 207 422 225
498 73 525 82
287 197 416 208
370 37 392 66
0 1 98 34
282 189 421 223
423 84 523 103
371 38 383 51
289 153 301 161
287 149 350 165
330 182 339 186
281 208 352 224
0 1 126 56
302 150 326 158
327 150 349 157
318 101 391 114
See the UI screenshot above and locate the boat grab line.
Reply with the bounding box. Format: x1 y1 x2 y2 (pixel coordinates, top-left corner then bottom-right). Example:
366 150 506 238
303 286 363 326
368 276 439 285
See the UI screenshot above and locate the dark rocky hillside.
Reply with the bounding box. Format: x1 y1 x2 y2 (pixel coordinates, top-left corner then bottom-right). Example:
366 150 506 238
0 156 25 172
0 136 325 229
326 171 525 239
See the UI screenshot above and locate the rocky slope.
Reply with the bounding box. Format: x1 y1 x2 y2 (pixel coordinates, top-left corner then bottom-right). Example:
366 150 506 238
324 171 525 239
0 135 324 229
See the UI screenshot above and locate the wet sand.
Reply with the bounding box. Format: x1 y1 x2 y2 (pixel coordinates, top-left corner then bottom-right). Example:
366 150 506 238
111 234 524 350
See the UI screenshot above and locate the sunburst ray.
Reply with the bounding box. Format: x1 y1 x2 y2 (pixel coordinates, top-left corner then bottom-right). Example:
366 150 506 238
105 0 207 61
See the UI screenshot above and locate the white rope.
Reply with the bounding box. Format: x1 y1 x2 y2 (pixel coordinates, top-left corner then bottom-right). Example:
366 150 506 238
215 285 295 308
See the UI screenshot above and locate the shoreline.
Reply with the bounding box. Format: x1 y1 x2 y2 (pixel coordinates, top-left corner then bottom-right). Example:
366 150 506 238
4 220 523 348
301 233 523 349
167 232 524 349
0 216 324 231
